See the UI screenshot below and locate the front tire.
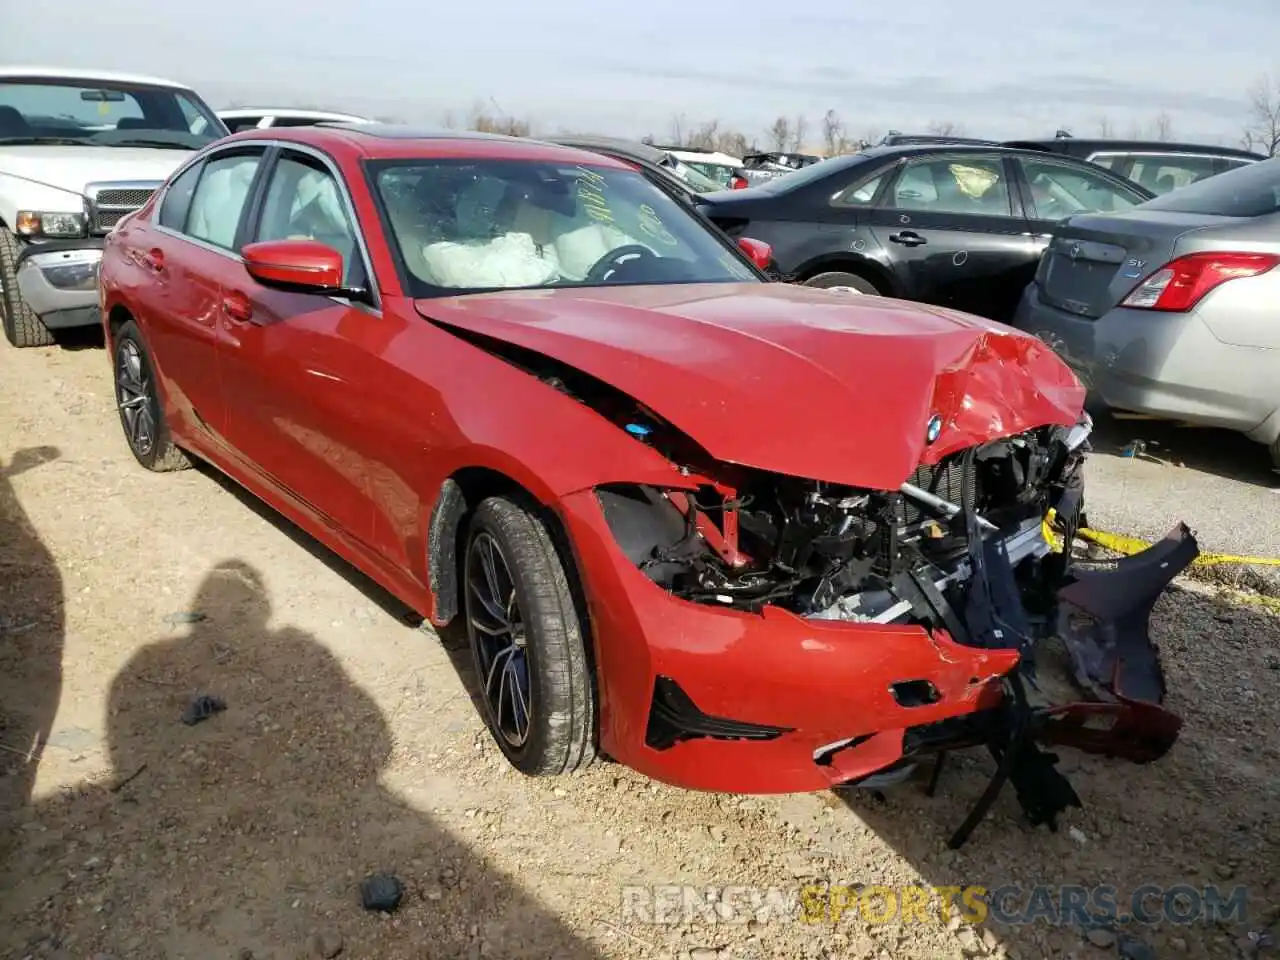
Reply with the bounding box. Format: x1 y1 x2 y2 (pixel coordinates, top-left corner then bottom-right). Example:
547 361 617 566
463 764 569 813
803 270 881 296
0 229 54 348
112 319 190 472
463 496 596 776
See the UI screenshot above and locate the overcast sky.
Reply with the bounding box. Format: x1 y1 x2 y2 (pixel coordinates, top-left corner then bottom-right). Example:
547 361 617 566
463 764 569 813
3 0 1277 148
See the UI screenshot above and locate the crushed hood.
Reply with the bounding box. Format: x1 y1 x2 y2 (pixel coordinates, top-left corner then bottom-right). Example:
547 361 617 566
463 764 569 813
417 282 1085 490
0 145 190 200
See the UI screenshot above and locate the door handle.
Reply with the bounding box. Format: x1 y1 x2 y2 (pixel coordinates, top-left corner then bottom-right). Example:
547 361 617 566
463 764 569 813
889 231 927 247
141 248 165 273
221 291 253 323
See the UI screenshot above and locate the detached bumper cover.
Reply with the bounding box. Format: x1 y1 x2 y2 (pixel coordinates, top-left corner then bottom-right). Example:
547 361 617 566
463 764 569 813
15 241 104 329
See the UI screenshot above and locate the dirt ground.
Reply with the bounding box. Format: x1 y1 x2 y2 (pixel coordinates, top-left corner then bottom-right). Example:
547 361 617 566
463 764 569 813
1 332 1278 960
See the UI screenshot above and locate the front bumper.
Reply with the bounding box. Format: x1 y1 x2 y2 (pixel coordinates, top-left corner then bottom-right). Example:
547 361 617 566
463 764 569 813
557 487 1197 797
1013 281 1276 433
14 240 105 329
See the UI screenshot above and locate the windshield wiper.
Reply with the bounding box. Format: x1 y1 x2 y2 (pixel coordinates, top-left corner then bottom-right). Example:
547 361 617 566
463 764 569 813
0 136 89 146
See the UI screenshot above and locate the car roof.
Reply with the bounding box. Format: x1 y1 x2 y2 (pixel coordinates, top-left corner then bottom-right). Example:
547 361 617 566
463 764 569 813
544 134 669 166
0 65 194 90
1004 137 1266 159
217 107 372 122
222 123 635 167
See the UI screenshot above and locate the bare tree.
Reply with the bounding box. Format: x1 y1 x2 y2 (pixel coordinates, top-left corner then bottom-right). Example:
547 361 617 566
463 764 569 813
1152 111 1174 141
467 101 531 137
441 110 457 129
1096 115 1115 137
926 120 964 137
789 114 808 152
821 109 849 156
768 116 791 152
1243 74 1280 156
668 114 688 147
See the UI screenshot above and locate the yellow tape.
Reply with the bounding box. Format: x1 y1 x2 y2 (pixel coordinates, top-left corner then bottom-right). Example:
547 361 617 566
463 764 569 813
1041 510 1280 568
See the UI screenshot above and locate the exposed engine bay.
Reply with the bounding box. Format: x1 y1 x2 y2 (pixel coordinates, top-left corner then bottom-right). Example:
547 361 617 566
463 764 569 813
450 326 1200 846
597 420 1089 630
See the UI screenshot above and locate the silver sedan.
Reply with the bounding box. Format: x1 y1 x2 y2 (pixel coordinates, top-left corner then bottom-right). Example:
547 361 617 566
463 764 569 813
1012 158 1280 465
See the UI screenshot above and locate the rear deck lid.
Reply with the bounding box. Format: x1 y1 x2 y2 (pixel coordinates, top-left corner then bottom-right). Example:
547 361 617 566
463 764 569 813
1037 210 1234 318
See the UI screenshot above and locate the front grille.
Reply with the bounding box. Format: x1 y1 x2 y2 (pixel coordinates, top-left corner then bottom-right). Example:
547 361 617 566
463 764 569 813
85 180 161 235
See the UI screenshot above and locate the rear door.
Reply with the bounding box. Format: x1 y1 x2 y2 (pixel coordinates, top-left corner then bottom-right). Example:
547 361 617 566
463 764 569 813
215 144 383 545
142 144 269 442
863 152 1034 319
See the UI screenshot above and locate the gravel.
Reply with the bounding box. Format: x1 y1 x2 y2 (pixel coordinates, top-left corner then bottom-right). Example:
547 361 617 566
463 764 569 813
0 338 1276 959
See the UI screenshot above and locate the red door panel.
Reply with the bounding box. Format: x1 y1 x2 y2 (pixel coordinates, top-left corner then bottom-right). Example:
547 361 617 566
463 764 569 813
128 230 226 439
215 277 378 546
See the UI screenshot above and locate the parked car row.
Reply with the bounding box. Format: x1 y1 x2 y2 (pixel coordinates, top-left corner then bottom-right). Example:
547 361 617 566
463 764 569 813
4 64 1279 469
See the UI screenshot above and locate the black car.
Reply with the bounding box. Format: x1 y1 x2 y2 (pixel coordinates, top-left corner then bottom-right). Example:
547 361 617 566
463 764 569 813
696 143 1154 322
1001 135 1266 194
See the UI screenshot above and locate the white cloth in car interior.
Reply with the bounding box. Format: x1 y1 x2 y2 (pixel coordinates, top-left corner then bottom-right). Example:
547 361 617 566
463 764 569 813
188 158 258 248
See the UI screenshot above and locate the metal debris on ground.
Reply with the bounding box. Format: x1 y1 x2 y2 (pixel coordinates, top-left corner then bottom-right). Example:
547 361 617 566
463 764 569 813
359 873 404 913
181 694 226 726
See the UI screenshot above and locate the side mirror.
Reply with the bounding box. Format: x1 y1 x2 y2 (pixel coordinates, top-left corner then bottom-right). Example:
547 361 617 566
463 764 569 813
737 236 773 271
242 239 346 293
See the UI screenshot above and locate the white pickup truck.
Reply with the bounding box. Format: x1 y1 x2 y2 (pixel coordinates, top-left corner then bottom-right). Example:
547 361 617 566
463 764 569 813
0 67 229 347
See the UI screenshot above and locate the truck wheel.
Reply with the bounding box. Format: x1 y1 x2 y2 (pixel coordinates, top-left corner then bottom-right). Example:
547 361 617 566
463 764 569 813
463 495 596 777
112 319 190 472
803 270 881 295
0 229 55 348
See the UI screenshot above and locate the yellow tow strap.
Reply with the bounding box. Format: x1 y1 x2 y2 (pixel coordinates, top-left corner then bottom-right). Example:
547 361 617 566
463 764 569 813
1042 508 1280 568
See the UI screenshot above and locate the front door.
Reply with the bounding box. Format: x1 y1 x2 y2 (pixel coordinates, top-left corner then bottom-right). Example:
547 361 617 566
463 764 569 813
864 152 1034 321
215 147 381 545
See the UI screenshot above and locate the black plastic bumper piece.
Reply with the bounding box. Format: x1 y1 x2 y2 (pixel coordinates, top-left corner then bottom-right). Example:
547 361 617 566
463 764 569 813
644 675 794 751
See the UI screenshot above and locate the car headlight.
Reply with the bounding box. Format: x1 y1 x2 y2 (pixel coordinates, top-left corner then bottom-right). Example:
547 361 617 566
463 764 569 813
15 211 88 239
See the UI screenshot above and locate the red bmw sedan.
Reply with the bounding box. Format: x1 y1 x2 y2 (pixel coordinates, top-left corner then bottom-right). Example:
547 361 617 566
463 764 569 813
99 124 1196 844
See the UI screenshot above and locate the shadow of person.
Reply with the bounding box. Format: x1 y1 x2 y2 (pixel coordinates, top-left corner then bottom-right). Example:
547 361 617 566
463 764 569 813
0 445 65 821
5 559 603 959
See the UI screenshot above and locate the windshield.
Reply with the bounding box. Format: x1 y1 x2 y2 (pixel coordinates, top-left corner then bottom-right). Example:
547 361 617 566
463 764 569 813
1137 157 1280 217
0 78 227 149
370 158 760 295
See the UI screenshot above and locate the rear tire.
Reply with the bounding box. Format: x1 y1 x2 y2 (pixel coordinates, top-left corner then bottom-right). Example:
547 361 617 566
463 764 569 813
463 495 596 777
803 270 881 296
0 229 54 348
112 319 190 472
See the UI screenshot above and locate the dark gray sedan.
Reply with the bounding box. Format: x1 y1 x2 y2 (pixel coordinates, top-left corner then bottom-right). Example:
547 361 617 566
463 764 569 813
1012 158 1280 464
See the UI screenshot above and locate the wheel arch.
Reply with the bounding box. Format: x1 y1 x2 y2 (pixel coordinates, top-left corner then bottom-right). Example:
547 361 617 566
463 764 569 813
792 254 900 295
426 467 585 631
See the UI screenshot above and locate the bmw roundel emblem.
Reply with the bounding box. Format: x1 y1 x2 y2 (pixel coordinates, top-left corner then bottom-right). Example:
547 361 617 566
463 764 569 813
926 414 943 444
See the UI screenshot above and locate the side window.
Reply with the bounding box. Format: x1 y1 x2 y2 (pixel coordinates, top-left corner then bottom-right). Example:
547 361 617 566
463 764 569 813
1088 154 1120 170
186 151 264 250
271 117 323 128
1127 155 1219 193
832 171 886 207
888 156 1012 216
1019 158 1143 218
157 162 203 231
254 152 360 285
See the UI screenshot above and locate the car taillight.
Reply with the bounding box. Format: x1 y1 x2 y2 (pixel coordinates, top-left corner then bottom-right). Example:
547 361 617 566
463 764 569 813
730 176 748 190
1120 251 1280 312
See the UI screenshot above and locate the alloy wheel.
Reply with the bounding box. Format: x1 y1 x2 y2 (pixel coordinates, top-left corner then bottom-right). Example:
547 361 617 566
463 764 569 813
465 531 532 747
116 338 156 457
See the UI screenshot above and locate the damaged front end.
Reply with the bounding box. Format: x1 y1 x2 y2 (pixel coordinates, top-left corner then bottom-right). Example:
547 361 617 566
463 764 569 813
594 408 1197 846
